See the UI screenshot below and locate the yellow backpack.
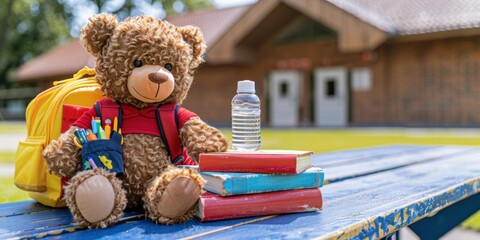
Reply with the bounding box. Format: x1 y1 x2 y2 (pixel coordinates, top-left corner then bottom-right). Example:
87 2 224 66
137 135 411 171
14 67 106 207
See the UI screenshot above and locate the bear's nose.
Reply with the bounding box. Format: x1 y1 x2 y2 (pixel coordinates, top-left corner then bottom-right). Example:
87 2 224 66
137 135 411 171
148 72 168 84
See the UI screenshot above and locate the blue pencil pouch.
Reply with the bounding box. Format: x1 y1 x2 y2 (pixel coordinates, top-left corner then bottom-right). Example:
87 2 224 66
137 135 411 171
81 131 124 176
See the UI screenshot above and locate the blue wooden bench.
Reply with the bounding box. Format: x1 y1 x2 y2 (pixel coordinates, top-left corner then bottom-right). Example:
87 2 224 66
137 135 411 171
1 145 479 239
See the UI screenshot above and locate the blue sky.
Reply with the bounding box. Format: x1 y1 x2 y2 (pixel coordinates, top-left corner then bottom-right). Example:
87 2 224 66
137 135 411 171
68 0 258 37
214 0 257 8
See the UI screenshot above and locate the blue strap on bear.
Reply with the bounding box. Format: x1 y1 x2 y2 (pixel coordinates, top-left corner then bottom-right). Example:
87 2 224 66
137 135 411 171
94 99 191 166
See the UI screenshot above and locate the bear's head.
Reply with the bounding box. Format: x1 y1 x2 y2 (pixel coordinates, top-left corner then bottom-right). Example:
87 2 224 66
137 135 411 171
80 13 206 108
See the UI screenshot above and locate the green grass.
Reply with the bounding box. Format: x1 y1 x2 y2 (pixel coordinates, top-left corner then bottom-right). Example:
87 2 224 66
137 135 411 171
0 121 24 164
0 122 27 133
0 178 29 203
464 212 480 230
0 151 16 164
223 128 480 153
1 124 480 230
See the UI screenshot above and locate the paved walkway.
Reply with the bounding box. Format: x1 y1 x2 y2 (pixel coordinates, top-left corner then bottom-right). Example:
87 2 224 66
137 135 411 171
0 132 25 151
0 163 14 177
0 132 21 178
0 131 23 178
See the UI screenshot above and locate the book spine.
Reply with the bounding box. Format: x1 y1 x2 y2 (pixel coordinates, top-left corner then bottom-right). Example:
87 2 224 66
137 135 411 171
221 170 324 196
197 188 323 222
199 155 298 174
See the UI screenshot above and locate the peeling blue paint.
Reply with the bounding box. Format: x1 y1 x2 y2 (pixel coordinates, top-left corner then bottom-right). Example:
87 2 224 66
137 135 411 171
1 145 479 239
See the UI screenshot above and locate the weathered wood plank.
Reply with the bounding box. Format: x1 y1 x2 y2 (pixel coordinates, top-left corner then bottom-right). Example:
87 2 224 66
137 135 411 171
191 150 480 239
321 146 475 183
2 146 479 239
25 215 278 239
0 212 143 239
0 208 71 237
311 144 431 165
0 201 53 218
0 145 425 218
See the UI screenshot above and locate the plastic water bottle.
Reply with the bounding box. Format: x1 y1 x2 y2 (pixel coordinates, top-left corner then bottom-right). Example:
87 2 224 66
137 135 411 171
231 80 261 151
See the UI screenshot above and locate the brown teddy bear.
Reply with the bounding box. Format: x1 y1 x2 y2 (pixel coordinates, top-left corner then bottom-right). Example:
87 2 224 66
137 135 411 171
42 13 228 228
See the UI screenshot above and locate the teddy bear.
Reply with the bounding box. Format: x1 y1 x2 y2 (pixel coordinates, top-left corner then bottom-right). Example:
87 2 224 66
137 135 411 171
42 13 229 228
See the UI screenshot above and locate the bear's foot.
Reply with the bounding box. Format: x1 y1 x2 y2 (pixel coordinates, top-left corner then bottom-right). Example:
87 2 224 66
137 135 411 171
144 168 203 224
65 168 127 228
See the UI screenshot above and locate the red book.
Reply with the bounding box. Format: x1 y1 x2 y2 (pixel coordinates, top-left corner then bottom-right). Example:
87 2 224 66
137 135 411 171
197 188 323 222
199 150 313 174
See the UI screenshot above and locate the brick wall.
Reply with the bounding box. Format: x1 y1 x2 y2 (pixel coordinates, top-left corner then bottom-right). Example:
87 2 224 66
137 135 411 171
353 36 480 127
184 38 367 126
178 35 480 127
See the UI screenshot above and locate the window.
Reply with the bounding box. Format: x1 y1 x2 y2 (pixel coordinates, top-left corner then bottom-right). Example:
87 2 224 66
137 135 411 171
280 82 289 98
352 68 372 91
325 79 336 98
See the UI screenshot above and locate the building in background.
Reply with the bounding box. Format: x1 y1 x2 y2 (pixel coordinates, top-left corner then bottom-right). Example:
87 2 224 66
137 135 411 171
13 0 480 127
8 40 96 120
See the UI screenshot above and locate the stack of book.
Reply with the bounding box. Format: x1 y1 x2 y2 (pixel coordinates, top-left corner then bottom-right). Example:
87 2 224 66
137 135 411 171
193 150 324 222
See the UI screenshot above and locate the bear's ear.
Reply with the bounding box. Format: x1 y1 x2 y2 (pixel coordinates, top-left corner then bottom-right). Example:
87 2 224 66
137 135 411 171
80 13 118 57
178 26 206 69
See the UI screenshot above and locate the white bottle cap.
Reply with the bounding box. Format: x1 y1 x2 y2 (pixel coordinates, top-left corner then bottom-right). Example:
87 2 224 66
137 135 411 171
237 80 255 93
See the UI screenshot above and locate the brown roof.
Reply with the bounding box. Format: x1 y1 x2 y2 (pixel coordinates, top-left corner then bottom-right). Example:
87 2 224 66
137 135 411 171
167 5 250 46
15 39 95 82
329 0 480 35
14 6 250 82
14 1 480 81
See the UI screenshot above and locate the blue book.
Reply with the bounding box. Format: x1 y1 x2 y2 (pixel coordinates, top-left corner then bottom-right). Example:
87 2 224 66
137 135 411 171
188 166 324 196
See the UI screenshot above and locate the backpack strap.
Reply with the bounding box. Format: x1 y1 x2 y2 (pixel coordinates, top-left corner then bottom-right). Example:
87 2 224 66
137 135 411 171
94 99 191 166
156 104 185 165
94 99 123 131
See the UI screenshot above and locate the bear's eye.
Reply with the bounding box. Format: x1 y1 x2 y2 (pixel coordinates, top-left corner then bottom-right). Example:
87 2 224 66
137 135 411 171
133 60 143 68
165 63 173 71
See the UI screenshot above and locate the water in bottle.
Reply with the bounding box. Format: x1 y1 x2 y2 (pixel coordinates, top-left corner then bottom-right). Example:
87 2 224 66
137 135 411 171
231 80 261 151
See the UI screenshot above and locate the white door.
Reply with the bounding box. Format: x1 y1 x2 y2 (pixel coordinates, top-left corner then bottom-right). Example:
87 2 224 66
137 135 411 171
314 67 348 127
269 71 300 127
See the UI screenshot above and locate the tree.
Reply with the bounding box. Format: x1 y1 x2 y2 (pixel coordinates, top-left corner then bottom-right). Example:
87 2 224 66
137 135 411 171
62 0 215 37
0 0 214 88
0 0 71 88
85 0 214 16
